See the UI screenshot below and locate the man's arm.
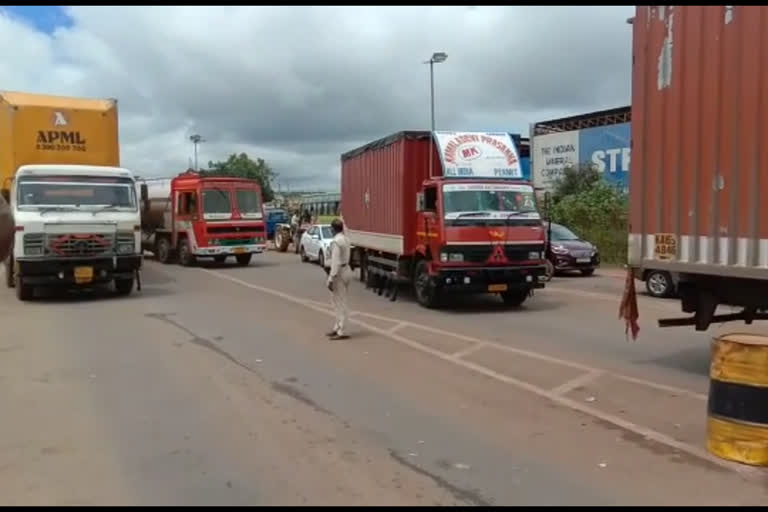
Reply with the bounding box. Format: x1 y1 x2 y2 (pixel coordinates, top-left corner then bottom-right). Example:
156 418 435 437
328 240 341 280
0 194 14 262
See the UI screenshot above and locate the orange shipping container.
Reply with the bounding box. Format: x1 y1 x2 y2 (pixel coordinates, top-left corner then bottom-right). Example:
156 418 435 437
0 91 120 192
629 5 768 279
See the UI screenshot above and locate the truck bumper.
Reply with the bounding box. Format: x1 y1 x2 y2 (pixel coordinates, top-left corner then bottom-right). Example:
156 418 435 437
16 255 143 286
194 244 266 257
433 264 548 293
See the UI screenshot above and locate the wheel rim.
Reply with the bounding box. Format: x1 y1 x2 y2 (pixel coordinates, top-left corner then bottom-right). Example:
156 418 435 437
648 273 669 295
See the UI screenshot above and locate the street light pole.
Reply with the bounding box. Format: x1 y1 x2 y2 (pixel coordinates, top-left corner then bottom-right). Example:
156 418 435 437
189 134 204 171
424 52 447 179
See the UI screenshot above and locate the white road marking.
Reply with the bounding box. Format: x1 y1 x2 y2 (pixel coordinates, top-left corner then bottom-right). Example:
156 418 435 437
198 267 757 479
387 322 407 334
451 343 488 359
550 370 604 396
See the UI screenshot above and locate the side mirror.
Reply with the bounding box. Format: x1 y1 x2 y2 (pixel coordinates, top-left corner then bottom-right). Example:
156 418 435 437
416 192 425 212
140 183 148 209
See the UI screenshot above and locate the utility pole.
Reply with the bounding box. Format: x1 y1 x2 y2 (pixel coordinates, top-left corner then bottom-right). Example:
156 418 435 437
423 52 448 178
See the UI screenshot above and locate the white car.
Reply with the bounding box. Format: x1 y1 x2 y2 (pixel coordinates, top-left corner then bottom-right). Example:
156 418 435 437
299 224 333 269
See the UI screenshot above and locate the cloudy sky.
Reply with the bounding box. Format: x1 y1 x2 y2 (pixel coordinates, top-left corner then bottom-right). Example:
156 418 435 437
0 5 634 191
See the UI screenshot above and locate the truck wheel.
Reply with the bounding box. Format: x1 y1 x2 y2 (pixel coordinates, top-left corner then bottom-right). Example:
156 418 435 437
178 239 196 267
156 237 173 264
414 260 439 308
501 288 529 307
5 256 15 288
213 255 227 264
15 275 33 301
236 253 252 266
114 278 134 296
276 232 288 252
645 270 673 298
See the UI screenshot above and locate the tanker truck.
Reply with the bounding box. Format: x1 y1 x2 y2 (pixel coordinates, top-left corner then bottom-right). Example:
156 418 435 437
0 91 142 301
139 170 267 266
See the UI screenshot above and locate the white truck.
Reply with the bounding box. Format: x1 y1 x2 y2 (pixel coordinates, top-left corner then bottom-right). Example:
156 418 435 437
0 91 142 300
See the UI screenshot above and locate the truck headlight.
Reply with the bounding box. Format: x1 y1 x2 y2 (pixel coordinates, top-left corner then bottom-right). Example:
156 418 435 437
117 244 134 255
440 252 448 262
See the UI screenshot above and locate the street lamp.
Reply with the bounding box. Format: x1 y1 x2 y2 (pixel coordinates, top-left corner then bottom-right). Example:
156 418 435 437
424 52 447 178
189 134 205 170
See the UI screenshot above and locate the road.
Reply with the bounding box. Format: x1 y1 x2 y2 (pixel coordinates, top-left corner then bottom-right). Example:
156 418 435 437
1 251 767 505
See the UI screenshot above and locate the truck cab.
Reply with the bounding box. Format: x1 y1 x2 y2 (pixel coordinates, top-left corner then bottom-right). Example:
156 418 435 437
140 171 267 266
6 164 143 300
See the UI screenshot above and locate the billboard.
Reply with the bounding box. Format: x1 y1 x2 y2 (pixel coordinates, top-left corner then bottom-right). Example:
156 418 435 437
434 131 522 179
531 122 631 193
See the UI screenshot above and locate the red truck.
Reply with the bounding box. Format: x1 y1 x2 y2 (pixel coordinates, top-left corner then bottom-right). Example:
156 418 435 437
341 130 548 308
625 6 768 332
139 170 267 266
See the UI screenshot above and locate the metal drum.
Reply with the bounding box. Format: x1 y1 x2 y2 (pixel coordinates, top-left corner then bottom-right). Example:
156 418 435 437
707 333 768 466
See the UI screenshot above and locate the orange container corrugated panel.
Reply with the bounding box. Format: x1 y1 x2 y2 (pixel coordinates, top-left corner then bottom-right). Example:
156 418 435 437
629 6 768 279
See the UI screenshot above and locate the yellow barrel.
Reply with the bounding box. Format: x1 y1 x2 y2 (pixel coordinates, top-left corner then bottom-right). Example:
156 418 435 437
707 333 768 466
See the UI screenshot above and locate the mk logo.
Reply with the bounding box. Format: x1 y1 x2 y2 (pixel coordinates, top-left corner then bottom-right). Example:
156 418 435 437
489 244 507 263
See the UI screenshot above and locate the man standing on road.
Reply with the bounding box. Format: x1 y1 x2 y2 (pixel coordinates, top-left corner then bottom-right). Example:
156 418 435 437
0 193 14 262
326 218 352 341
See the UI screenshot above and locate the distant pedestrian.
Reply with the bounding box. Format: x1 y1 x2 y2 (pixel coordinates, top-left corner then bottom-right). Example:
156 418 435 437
0 193 14 262
326 218 352 340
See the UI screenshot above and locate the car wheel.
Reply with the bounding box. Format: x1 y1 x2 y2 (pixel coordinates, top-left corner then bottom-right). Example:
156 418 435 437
318 251 325 269
646 270 673 298
300 245 309 262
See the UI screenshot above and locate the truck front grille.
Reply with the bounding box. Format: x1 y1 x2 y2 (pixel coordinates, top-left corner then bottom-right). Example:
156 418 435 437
47 233 115 258
442 244 543 263
23 233 44 254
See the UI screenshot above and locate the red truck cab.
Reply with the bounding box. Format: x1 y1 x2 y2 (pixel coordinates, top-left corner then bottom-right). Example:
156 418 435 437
342 131 547 308
140 170 267 266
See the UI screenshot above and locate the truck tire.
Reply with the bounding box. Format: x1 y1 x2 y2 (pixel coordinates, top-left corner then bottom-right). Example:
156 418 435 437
236 253 252 266
5 256 14 288
501 288 529 307
155 237 173 264
414 259 439 308
276 231 289 252
114 277 134 296
178 239 196 267
213 255 227 264
15 275 33 301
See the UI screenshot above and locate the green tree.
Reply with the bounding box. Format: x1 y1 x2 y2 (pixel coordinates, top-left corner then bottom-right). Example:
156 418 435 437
552 162 601 202
203 153 277 202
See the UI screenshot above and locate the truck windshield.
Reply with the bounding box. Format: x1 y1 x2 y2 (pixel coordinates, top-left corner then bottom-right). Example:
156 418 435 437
17 181 136 210
235 189 262 218
202 189 232 218
442 183 538 221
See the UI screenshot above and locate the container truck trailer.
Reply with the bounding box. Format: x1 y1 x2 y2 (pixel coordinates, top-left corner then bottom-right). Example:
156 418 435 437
139 170 267 266
624 5 768 332
341 130 548 308
0 91 142 301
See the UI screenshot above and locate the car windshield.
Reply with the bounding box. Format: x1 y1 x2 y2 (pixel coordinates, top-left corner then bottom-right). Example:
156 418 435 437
550 223 580 241
17 180 136 210
202 189 232 215
236 189 262 216
320 226 333 239
442 183 538 219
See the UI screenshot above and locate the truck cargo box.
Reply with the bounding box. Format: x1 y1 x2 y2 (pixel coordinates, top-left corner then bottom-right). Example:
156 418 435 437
341 131 441 255
0 91 120 191
629 6 768 280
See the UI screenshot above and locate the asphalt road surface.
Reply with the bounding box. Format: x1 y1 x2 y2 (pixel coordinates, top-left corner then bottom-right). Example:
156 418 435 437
1 251 767 505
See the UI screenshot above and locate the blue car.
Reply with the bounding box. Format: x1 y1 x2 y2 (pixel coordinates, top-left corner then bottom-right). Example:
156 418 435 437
265 208 289 240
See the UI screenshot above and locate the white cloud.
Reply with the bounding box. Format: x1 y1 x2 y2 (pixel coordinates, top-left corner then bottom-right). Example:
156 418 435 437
0 6 634 189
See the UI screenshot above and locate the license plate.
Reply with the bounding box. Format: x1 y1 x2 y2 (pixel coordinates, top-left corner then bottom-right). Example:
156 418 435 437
576 258 591 263
488 284 508 292
74 266 94 284
233 247 246 254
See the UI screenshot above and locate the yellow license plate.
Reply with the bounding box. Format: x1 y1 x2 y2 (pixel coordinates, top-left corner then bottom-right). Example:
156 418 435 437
488 284 508 292
233 247 246 254
74 266 94 284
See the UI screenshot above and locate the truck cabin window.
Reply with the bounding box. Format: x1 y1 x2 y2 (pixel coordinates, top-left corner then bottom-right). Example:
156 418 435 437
442 184 538 226
202 188 232 219
235 189 262 217
178 191 197 216
424 186 437 211
17 178 136 211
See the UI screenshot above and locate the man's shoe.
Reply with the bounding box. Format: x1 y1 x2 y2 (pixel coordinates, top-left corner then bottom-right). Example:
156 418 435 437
325 330 338 337
329 334 350 341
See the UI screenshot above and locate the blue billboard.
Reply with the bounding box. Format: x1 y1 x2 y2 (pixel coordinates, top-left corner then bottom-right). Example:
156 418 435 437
577 122 630 193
